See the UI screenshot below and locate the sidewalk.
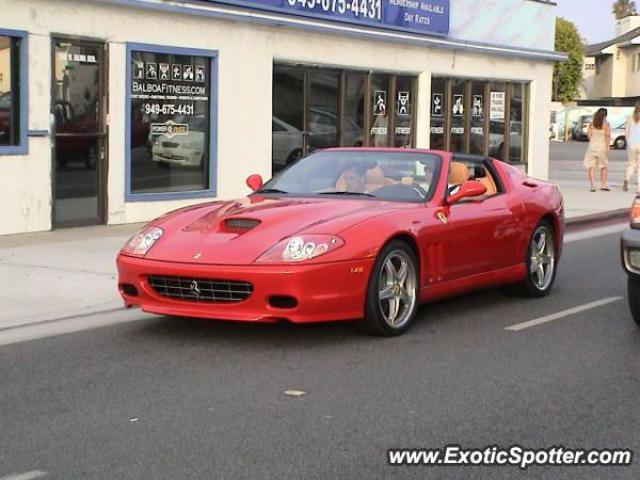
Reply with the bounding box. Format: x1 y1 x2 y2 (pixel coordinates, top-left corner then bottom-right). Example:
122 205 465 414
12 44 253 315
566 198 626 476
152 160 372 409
0 150 633 331
549 141 634 223
0 224 143 330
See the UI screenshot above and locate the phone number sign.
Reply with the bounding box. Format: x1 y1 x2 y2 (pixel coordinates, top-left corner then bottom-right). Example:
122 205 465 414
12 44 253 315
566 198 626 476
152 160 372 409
208 0 450 37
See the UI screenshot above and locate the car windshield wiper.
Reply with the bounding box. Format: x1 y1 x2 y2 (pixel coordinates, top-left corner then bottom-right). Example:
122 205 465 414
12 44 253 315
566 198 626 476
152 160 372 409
255 188 289 194
318 191 377 198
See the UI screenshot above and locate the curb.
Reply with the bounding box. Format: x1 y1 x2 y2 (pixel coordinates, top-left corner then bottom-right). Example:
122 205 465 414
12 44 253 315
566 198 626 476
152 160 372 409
566 208 629 228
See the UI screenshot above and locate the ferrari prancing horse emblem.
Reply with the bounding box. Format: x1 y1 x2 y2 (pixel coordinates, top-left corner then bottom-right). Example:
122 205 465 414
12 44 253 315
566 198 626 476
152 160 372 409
436 212 448 224
192 252 203 259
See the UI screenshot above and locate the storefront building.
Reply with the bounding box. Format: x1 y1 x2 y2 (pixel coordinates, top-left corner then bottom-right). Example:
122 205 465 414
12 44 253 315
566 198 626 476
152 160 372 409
0 0 561 235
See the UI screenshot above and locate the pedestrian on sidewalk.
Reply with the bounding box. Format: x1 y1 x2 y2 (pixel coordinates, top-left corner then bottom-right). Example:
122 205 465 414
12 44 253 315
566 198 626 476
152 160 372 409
623 101 640 193
583 108 611 192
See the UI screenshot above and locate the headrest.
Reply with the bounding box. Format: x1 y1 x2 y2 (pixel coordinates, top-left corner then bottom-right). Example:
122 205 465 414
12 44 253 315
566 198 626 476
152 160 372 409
448 162 469 185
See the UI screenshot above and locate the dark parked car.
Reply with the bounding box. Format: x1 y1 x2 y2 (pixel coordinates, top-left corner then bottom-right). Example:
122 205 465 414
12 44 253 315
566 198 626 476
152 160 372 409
621 196 640 326
571 115 591 141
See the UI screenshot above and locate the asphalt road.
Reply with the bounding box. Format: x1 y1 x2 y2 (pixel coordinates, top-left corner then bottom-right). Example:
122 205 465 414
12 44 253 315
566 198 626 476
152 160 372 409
0 227 638 479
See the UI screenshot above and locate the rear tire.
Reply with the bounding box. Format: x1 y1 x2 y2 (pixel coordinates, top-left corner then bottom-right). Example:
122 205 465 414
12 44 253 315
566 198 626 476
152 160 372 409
360 240 419 336
628 277 640 327
502 221 557 298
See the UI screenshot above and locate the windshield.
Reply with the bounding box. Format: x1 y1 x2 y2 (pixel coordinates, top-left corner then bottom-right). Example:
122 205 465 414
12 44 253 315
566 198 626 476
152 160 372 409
259 150 442 202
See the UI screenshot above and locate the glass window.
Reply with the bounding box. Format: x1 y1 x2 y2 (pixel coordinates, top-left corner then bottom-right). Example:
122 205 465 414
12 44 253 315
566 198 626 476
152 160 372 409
450 79 466 153
488 81 506 161
308 69 339 152
370 74 390 147
272 64 304 173
130 50 212 195
261 150 441 203
430 77 446 150
0 35 21 147
394 76 414 148
469 81 485 155
509 83 525 163
344 72 365 147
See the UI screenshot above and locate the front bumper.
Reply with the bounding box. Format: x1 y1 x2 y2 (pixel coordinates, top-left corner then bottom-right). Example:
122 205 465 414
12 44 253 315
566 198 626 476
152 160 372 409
117 254 374 323
621 228 640 276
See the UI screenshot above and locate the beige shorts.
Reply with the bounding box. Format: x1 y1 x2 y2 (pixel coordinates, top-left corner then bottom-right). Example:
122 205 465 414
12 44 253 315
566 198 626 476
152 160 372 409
584 149 608 169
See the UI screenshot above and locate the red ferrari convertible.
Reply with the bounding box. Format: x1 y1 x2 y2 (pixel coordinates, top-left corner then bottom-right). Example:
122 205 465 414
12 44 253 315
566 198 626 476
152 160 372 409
117 148 564 336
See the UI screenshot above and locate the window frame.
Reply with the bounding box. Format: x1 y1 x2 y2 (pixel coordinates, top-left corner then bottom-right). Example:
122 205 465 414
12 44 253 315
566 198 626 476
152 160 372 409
0 28 28 156
125 42 218 202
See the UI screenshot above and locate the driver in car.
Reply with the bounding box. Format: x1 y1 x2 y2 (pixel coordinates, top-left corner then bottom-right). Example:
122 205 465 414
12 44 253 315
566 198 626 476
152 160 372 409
341 165 367 193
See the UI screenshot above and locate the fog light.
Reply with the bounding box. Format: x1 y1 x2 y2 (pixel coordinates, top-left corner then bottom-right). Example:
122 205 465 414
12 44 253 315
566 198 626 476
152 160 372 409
120 283 139 297
629 250 640 270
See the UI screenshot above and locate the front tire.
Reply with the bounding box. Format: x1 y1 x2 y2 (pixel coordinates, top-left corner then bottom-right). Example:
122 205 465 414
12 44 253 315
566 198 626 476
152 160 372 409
504 221 557 297
615 137 626 150
627 277 640 326
360 241 419 336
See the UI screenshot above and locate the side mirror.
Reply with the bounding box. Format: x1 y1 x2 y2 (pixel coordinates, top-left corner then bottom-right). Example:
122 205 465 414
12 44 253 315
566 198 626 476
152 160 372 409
246 174 263 192
448 180 487 203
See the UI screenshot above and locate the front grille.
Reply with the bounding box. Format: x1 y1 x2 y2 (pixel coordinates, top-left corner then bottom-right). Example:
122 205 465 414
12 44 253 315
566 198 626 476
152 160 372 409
148 275 253 303
162 142 179 148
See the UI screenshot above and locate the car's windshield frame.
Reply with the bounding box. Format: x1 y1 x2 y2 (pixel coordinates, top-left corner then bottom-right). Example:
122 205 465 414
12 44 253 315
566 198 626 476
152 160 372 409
256 150 443 204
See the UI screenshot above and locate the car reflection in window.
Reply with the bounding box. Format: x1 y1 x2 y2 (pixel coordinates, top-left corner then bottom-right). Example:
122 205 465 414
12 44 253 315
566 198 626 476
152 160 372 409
151 114 207 169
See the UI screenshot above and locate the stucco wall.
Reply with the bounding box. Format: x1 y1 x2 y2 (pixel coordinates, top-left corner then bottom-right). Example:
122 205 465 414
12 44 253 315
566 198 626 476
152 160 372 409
592 55 614 99
0 0 554 234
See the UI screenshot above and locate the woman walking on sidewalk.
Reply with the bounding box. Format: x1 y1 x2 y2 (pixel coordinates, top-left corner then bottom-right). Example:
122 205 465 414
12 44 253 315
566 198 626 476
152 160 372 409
583 108 611 192
623 101 640 193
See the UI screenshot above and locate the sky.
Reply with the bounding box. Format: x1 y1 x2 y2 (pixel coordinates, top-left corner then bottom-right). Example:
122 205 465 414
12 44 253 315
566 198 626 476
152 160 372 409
555 0 617 45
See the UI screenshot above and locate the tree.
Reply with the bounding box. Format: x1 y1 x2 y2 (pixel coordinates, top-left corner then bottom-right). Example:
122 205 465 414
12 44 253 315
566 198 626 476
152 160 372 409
553 17 583 103
612 0 637 20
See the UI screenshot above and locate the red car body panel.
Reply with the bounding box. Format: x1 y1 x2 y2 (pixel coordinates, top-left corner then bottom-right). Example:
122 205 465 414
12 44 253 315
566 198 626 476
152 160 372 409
117 148 564 323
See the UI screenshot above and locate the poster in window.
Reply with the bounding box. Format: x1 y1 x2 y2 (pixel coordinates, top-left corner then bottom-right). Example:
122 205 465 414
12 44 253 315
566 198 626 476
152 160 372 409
452 94 464 117
490 91 505 120
130 50 211 194
432 93 443 117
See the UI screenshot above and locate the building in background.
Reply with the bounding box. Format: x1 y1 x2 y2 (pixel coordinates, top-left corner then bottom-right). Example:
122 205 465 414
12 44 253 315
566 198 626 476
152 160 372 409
0 0 561 235
582 15 640 103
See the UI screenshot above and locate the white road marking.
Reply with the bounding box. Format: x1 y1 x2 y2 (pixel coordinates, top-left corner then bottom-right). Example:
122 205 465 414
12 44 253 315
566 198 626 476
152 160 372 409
0 310 148 347
565 223 627 243
505 297 623 332
0 471 47 480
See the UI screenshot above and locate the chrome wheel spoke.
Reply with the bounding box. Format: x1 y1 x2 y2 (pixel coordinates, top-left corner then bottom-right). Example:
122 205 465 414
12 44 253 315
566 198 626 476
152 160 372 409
535 264 545 286
379 286 394 301
384 260 397 283
397 261 408 284
530 258 539 274
387 298 400 325
399 289 411 305
536 233 546 253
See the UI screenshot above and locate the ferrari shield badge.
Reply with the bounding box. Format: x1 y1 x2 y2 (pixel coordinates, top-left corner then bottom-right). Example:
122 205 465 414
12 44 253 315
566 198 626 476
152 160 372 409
436 212 448 225
192 252 203 260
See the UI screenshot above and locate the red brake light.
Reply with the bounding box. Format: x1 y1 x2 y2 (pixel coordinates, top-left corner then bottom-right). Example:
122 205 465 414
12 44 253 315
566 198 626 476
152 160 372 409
631 197 640 228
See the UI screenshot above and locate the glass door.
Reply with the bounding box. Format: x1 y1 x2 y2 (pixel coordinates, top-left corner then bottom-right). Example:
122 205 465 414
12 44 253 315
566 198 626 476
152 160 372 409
52 39 107 227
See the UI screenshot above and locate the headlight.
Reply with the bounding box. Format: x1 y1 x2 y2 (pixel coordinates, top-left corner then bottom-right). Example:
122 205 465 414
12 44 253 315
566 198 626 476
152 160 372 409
182 141 201 149
121 226 164 256
629 250 640 270
255 235 344 263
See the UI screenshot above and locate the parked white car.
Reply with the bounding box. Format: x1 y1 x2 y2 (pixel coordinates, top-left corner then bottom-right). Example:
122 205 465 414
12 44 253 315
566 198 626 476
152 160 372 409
610 122 627 149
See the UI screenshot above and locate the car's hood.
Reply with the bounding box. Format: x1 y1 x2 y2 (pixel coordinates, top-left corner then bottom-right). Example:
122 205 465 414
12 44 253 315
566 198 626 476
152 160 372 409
144 195 397 264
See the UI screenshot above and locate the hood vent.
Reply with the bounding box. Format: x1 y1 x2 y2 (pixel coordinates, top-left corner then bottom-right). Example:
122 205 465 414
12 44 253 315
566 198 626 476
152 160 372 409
224 218 261 231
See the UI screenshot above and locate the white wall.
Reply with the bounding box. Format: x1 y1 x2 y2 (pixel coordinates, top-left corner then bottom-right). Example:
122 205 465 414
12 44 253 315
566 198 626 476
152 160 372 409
0 0 555 234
